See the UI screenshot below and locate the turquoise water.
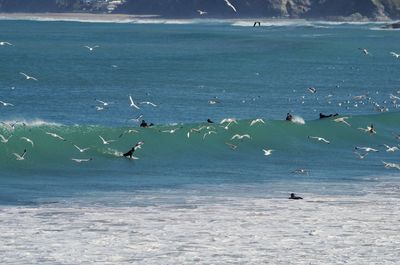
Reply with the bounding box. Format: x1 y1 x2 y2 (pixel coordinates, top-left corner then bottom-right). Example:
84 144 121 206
0 20 399 205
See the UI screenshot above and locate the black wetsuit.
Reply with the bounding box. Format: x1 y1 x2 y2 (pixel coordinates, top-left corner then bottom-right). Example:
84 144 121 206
123 147 135 158
319 113 339 119
289 193 303 200
286 113 293 121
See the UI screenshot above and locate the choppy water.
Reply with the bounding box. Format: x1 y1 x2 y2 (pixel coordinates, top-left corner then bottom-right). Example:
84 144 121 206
0 19 400 264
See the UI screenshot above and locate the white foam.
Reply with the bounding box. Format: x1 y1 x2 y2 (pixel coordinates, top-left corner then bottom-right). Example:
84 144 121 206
1 182 399 264
291 115 305 124
0 118 62 127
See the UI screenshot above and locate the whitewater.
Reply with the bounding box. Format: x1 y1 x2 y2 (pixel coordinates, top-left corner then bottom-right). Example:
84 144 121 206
0 19 400 264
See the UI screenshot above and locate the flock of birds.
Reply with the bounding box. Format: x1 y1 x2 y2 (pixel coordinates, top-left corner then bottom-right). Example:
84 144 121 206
1 25 400 174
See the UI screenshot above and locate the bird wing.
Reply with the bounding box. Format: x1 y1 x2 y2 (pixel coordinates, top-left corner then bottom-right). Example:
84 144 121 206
224 0 237 12
20 72 28 78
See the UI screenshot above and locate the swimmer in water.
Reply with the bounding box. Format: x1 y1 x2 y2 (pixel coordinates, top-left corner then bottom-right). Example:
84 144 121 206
286 113 293 121
207 118 214 123
319 113 339 119
289 193 303 200
140 120 154 128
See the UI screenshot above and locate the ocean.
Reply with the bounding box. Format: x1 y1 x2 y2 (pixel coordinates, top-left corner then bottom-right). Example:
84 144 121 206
0 18 400 264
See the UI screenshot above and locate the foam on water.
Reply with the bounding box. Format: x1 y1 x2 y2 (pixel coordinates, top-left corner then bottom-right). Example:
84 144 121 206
1 182 399 264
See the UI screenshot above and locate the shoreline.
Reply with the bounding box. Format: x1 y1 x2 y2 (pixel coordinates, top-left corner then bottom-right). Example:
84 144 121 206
0 12 393 24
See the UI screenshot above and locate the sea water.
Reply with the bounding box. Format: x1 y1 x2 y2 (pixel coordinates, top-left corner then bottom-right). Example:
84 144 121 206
0 19 399 264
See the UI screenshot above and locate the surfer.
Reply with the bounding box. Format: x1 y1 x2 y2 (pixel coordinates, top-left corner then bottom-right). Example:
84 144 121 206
123 142 144 159
368 124 376 134
207 118 214 124
286 113 293 121
289 193 303 200
140 120 154 128
319 113 339 119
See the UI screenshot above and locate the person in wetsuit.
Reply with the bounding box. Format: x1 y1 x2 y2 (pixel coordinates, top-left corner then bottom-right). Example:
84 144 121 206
319 113 339 119
140 120 154 128
289 193 303 200
207 118 214 124
123 142 143 158
286 113 293 121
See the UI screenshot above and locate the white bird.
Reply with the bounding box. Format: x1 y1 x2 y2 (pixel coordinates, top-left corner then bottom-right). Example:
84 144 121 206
220 118 237 124
291 169 309 175
0 41 12 46
208 99 220 105
20 137 34 147
84 45 99 51
390 52 400 58
308 136 330 144
197 10 207 15
20 72 38 81
95 106 104 111
46 132 66 141
118 129 139 138
360 48 369 55
96 99 111 106
161 128 180 134
225 142 237 150
140 101 157 107
203 131 217 139
224 0 237 12
354 151 368 159
355 146 379 152
99 135 115 145
129 96 140 110
307 87 317 93
0 100 14 107
73 144 90 153
231 134 251 140
262 149 274 156
250 118 265 126
72 158 92 163
0 134 12 143
13 149 26 161
382 161 400 170
383 144 399 152
358 125 376 134
333 117 351 126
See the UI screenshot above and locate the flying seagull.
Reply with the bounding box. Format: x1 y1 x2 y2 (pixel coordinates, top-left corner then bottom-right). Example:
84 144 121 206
250 118 265 126
73 144 90 153
20 72 38 81
390 52 400 58
0 100 14 107
72 158 93 163
129 96 140 110
262 149 274 156
197 10 207 15
231 134 251 140
333 117 351 126
99 135 116 145
0 134 12 143
140 101 157 107
0 41 12 46
224 0 237 12
308 136 330 144
20 137 34 147
13 149 26 161
45 132 66 141
84 45 99 51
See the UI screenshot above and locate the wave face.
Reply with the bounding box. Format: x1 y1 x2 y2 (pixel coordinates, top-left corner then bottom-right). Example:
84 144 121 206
1 112 399 174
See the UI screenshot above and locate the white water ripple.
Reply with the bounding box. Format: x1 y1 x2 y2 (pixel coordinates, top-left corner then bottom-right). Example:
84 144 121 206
1 190 400 264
